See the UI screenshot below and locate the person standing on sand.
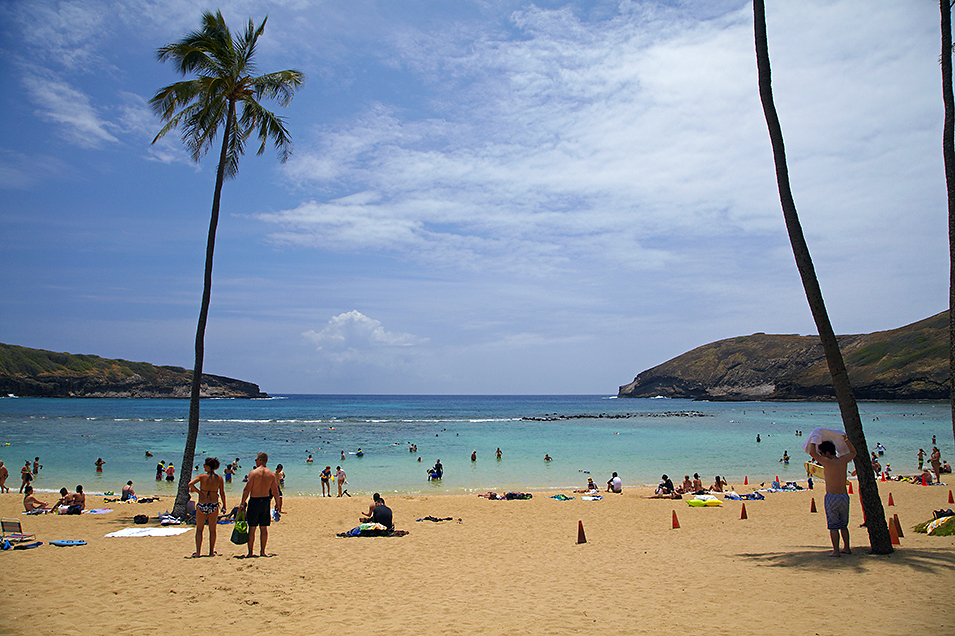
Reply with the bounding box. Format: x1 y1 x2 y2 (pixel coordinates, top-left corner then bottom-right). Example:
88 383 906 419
321 466 332 497
239 452 282 558
0 460 9 493
335 466 347 497
807 434 857 557
930 447 942 483
189 457 226 557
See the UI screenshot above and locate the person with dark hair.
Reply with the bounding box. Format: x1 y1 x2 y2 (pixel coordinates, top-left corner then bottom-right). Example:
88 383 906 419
692 473 704 493
121 481 136 501
321 466 332 497
67 485 85 514
20 461 32 493
23 485 50 512
239 452 282 558
656 474 674 495
808 434 857 557
189 457 226 557
360 493 393 531
607 472 622 493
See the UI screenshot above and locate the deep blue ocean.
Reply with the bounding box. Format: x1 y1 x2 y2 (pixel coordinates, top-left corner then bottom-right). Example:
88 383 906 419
0 395 948 497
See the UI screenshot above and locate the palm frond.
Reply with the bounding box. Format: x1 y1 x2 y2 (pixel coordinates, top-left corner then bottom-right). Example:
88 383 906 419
151 10 301 172
239 100 293 161
252 70 305 107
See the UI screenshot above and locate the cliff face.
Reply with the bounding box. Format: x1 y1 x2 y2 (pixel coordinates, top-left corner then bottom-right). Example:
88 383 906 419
0 344 268 399
618 312 948 401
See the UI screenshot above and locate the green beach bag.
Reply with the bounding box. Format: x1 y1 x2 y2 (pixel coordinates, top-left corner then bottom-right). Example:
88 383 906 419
230 510 249 545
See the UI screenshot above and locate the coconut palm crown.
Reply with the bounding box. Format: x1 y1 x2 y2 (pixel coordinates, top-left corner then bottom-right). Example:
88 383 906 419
150 10 303 518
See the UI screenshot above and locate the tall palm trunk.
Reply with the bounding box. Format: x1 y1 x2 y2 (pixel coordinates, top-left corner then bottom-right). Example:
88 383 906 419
172 101 235 518
753 0 892 553
941 1 955 451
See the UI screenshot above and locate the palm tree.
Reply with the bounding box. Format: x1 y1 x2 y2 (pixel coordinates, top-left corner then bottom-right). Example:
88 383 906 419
150 10 304 518
941 1 955 452
753 0 892 553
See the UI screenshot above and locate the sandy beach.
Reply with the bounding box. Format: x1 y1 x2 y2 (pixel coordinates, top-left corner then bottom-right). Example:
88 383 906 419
2 477 953 636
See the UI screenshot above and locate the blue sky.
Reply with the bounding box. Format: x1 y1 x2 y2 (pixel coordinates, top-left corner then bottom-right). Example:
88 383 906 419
0 0 946 394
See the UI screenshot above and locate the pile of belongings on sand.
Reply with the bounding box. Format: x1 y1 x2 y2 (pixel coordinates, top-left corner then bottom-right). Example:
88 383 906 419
914 509 955 536
723 491 765 501
758 480 805 493
337 522 408 538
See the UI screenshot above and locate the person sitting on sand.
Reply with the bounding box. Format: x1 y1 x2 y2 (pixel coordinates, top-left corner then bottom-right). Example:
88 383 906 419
574 478 598 493
362 492 383 519
691 473 704 493
67 485 85 514
677 475 693 494
656 474 674 496
23 485 50 512
360 493 393 531
53 487 71 512
709 476 725 493
808 433 857 557
607 472 622 493
121 481 136 502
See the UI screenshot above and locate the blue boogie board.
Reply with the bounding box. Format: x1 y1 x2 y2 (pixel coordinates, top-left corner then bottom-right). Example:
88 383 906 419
50 540 87 547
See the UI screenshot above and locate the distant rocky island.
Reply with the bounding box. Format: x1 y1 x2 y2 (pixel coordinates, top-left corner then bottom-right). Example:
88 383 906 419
0 343 267 399
619 311 948 401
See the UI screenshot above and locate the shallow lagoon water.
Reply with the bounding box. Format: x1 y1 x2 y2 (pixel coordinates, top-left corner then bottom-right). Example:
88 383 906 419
0 395 947 497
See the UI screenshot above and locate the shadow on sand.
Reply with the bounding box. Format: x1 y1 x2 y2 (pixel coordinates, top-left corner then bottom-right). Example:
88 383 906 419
735 546 955 574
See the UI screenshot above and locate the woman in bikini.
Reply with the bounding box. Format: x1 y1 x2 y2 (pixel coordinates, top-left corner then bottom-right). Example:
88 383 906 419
188 457 227 557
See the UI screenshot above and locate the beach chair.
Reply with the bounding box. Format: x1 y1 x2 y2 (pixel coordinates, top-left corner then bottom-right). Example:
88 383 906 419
1 518 36 543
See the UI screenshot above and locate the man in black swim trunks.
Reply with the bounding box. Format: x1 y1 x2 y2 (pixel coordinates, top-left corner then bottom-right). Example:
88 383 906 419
239 452 282 558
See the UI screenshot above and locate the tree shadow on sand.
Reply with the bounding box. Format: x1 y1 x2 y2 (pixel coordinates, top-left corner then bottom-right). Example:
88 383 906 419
735 546 955 574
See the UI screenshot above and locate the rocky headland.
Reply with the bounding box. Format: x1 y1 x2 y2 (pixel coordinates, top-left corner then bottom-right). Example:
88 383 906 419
0 343 267 398
618 311 948 401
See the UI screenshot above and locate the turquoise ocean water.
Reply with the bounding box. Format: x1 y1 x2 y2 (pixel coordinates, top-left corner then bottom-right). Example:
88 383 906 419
0 395 948 498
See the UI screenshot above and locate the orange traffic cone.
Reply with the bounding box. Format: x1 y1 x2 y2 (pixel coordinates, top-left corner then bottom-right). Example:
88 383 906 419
744 476 748 485
672 510 680 529
576 520 587 544
889 518 900 545
949 489 954 504
775 475 780 482
810 497 817 513
893 514 904 539
887 493 894 506
881 472 886 482
740 503 748 520
848 482 853 494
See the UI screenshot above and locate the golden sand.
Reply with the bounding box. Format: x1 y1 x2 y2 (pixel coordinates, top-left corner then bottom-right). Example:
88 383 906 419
2 479 953 636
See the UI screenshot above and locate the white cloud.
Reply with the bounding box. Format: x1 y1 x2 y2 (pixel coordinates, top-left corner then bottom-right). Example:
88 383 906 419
21 68 119 148
303 310 427 359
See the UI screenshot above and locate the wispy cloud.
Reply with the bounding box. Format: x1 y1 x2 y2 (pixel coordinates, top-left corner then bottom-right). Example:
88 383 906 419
21 67 119 148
